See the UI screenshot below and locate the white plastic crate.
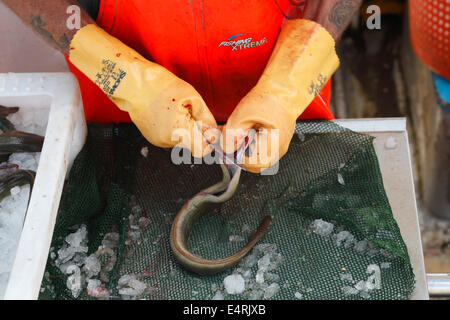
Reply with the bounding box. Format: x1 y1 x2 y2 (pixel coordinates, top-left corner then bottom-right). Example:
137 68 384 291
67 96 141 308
0 72 87 300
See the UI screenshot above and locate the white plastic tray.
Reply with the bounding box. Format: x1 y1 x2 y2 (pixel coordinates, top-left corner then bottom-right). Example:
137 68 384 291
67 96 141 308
0 72 86 300
334 118 428 299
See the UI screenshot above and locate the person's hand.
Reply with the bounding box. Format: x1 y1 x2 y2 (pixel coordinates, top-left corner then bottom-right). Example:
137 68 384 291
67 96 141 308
123 75 218 158
221 92 296 173
69 25 217 157
221 19 340 173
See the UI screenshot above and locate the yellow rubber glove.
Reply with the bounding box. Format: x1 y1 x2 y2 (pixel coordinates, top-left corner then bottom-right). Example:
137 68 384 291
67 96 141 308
221 19 340 173
69 24 217 158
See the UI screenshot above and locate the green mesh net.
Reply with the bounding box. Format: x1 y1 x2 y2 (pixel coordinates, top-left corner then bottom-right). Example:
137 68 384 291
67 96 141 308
39 120 415 300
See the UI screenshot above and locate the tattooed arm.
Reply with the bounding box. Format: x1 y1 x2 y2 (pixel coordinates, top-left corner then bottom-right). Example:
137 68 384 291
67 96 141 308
303 0 362 41
1 0 96 55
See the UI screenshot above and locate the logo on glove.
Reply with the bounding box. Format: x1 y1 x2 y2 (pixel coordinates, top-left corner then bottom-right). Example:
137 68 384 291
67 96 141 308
94 59 127 97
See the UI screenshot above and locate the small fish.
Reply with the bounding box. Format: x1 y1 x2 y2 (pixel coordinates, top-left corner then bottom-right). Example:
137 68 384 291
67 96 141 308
170 164 271 275
0 163 19 179
0 130 44 155
0 169 36 203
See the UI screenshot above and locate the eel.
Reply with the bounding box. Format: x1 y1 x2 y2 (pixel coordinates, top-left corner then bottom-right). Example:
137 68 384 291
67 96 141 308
0 130 44 155
0 105 19 132
0 163 19 179
0 105 19 117
0 105 39 218
0 117 16 132
170 164 271 275
0 169 36 203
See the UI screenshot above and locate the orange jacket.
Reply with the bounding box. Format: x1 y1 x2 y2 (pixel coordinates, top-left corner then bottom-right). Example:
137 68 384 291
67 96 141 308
67 0 333 123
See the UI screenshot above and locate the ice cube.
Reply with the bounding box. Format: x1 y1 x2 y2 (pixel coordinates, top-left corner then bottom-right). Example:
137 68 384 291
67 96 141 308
294 292 303 299
10 186 21 196
337 173 345 185
119 287 139 296
354 280 367 291
212 290 225 300
265 272 280 282
128 278 147 296
240 253 258 268
229 235 245 243
247 289 264 300
86 279 109 299
340 273 354 282
21 111 33 127
267 253 283 271
140 147 149 157
263 283 280 299
66 265 83 298
311 219 334 236
354 240 368 252
342 286 359 295
255 270 265 284
254 243 277 255
242 269 252 279
138 217 151 229
223 274 245 295
117 274 135 287
257 254 271 271
335 231 355 247
65 225 88 248
101 232 120 249
83 254 101 279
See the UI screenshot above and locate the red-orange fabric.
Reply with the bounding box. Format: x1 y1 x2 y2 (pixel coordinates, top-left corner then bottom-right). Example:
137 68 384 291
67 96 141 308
67 0 334 123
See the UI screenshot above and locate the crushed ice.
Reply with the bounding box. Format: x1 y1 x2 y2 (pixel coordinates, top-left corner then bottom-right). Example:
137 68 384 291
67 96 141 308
223 274 245 295
0 107 47 299
212 243 283 300
310 218 391 299
140 147 149 158
341 264 381 299
337 173 345 185
310 219 334 236
46 201 154 300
